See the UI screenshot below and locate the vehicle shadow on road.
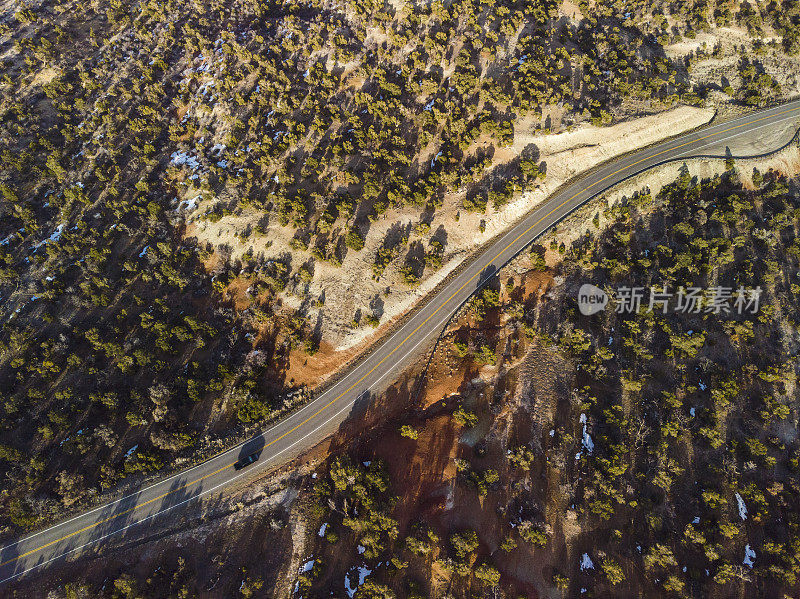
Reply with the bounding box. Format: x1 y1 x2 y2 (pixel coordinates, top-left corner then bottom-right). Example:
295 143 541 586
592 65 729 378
478 263 497 288
142 432 267 532
236 432 266 467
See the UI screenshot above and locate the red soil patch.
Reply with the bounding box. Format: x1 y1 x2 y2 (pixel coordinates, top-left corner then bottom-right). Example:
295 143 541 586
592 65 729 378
224 276 255 311
521 269 554 298
423 353 483 404
284 341 360 388
372 413 460 523
285 305 419 389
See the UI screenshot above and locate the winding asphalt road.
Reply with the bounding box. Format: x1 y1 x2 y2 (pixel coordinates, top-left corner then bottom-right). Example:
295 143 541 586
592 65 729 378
2 99 800 585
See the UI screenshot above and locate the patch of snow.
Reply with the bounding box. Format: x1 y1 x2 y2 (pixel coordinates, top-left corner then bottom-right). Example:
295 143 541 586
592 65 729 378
47 224 65 243
580 553 594 570
300 558 315 573
170 151 201 170
582 430 594 452
357 545 365 554
125 444 138 458
580 414 594 452
178 195 201 212
139 246 150 258
345 566 372 598
743 544 756 568
444 483 455 510
736 493 748 520
318 523 328 537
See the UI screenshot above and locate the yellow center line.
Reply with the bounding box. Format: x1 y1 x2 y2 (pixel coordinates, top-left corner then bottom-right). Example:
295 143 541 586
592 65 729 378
4 104 800 571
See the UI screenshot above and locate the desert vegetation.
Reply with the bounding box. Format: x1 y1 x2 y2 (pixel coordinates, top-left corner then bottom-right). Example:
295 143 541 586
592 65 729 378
1 0 799 555
8 148 800 598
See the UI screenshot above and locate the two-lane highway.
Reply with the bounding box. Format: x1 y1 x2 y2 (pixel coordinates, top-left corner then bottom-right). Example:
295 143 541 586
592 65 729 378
2 99 800 584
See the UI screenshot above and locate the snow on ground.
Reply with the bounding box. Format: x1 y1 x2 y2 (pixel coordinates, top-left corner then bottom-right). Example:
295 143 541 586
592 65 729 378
33 224 65 250
178 195 201 212
743 544 756 568
318 523 327 537
300 558 315 573
344 565 372 598
170 151 201 170
47 224 65 243
736 492 748 520
580 413 594 453
580 553 594 570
